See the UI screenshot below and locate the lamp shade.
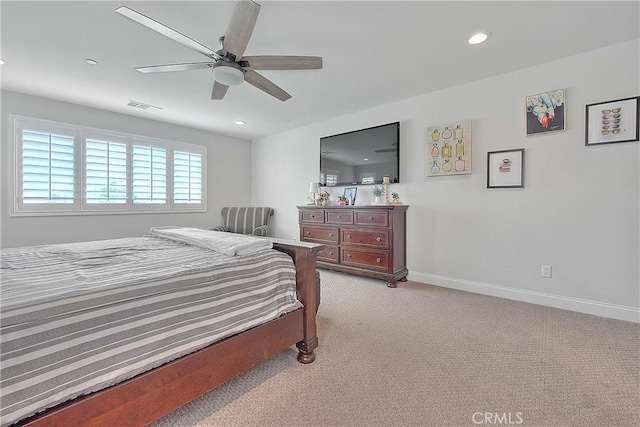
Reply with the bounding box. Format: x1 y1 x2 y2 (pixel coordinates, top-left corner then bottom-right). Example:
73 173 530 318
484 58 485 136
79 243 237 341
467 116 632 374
308 182 319 193
212 64 244 86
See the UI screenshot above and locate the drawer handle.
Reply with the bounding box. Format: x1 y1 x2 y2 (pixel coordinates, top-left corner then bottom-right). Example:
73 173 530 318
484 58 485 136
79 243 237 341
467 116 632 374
311 214 315 218
376 258 381 263
346 234 351 239
306 231 311 235
347 253 352 258
338 215 342 219
329 233 334 237
369 216 374 221
329 251 333 256
376 236 382 242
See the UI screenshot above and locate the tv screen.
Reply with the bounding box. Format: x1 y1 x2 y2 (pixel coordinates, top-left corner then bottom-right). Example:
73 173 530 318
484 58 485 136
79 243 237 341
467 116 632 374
320 122 399 187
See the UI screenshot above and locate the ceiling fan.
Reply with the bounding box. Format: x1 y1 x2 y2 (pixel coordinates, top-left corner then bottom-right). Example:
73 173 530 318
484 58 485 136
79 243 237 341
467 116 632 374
115 1 322 101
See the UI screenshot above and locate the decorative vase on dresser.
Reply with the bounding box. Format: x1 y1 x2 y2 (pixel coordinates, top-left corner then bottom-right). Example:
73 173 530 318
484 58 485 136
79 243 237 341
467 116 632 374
297 205 408 287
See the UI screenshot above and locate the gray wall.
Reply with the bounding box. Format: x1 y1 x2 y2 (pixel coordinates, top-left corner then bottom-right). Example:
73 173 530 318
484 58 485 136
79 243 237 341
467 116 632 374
1 90 252 247
251 39 640 321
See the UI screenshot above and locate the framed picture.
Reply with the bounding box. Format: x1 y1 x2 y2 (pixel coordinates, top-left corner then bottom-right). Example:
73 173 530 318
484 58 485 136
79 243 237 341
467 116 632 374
585 96 640 146
426 119 472 177
343 187 357 204
487 149 524 188
526 89 565 135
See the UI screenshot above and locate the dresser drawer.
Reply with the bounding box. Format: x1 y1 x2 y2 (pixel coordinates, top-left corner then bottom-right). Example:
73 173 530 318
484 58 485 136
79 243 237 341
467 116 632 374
326 210 354 225
301 226 339 244
341 229 389 248
354 211 389 228
341 248 390 271
317 245 339 263
300 209 325 223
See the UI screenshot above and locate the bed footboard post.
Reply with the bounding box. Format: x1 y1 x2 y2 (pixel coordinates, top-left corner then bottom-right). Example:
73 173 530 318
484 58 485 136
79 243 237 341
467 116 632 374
271 240 323 364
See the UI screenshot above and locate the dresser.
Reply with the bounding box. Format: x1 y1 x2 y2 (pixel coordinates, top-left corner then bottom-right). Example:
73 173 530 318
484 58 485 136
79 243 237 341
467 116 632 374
297 205 408 287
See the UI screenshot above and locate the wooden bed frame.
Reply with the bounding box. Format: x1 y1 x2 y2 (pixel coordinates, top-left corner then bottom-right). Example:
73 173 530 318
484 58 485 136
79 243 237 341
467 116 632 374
18 239 323 427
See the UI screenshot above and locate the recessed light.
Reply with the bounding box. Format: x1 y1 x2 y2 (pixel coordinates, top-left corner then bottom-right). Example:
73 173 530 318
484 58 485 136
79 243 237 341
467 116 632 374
468 32 490 45
235 120 246 125
363 158 369 161
85 58 98 65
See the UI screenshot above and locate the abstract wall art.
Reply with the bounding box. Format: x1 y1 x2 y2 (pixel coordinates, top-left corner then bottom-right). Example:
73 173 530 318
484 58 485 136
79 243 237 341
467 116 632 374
526 89 565 135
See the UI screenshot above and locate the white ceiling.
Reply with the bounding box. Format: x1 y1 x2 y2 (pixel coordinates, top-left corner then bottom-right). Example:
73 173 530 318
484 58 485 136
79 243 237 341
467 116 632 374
2 1 638 140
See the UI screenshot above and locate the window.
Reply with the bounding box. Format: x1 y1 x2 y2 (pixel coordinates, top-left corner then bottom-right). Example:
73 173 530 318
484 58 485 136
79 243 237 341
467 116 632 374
13 115 206 215
16 120 79 213
174 151 202 204
133 145 167 204
85 137 128 205
22 130 75 204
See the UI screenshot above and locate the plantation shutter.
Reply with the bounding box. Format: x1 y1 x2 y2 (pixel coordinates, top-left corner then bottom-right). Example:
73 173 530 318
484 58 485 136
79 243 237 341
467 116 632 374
85 138 127 205
13 115 206 215
133 145 167 204
174 151 202 204
21 130 75 204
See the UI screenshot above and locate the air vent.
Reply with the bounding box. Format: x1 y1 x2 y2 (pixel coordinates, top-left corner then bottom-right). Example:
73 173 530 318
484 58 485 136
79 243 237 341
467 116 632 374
127 100 162 110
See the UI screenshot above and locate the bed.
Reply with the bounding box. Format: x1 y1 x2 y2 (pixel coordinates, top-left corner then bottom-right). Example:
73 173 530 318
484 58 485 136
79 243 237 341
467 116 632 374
1 228 322 427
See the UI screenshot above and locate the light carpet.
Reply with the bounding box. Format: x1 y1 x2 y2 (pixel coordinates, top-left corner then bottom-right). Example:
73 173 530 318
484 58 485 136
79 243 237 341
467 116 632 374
153 270 639 427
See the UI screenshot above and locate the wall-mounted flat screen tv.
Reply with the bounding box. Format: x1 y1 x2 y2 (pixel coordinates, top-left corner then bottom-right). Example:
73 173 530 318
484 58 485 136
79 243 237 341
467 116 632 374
320 122 399 187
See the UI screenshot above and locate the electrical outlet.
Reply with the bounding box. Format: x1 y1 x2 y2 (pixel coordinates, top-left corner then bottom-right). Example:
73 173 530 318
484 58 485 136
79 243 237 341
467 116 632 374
541 265 552 278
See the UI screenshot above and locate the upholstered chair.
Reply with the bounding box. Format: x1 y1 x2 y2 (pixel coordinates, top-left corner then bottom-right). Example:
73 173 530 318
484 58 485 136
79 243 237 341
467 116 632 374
211 207 274 237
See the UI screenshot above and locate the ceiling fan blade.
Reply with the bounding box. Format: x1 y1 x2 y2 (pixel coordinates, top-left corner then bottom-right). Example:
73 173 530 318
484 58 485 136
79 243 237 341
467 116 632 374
244 70 291 102
239 56 323 71
116 6 221 60
222 1 260 61
135 62 214 73
211 81 229 100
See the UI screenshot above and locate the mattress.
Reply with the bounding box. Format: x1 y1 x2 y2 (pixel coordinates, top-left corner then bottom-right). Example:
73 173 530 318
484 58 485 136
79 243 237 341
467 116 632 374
0 235 301 426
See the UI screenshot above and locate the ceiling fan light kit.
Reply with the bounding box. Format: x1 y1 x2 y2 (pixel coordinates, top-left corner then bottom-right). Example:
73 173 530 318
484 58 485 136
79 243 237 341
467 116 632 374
116 1 322 101
212 63 244 86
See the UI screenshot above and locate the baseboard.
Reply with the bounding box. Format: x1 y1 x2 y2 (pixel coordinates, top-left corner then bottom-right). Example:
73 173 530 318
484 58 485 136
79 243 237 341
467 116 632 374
408 272 640 323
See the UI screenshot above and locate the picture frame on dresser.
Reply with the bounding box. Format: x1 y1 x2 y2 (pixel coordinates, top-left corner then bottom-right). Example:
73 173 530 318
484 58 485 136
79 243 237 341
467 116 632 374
343 187 357 205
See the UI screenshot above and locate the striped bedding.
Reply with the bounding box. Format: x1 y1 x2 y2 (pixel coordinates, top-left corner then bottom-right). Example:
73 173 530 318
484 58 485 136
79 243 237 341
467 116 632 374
0 236 301 427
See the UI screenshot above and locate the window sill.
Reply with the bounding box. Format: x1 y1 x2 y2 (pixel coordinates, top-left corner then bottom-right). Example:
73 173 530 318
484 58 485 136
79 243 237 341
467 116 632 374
11 209 207 218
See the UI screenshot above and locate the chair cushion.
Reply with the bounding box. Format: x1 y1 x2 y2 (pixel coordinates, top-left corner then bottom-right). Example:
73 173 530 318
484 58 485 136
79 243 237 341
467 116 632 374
220 207 273 235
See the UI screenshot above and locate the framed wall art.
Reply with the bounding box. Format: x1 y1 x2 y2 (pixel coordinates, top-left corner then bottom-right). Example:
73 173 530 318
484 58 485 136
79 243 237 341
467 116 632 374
585 96 639 146
426 119 471 177
487 149 524 188
526 89 565 135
